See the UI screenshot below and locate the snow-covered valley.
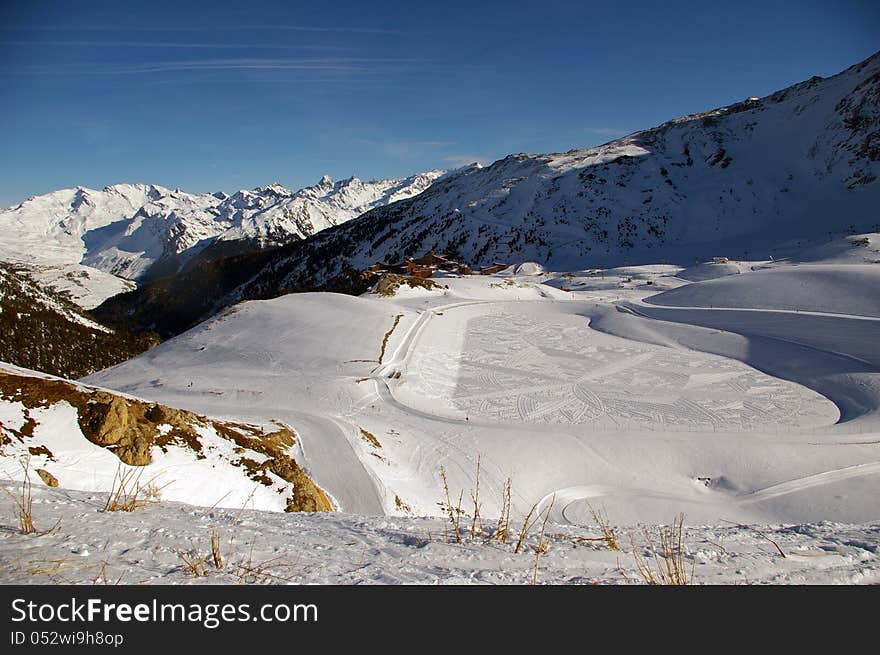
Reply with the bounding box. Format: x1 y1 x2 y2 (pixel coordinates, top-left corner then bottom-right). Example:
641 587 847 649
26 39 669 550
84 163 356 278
2 235 878 584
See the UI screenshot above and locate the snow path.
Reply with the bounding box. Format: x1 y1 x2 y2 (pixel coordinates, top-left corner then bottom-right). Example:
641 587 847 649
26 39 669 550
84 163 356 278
738 461 880 505
284 412 384 515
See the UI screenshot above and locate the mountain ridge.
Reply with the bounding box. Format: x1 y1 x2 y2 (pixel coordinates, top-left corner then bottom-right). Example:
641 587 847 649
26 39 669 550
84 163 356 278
92 50 880 337
0 170 445 291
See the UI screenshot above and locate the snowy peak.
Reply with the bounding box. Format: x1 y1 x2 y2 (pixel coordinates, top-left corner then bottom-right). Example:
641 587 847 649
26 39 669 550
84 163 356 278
0 170 445 283
0 183 223 280
214 170 445 246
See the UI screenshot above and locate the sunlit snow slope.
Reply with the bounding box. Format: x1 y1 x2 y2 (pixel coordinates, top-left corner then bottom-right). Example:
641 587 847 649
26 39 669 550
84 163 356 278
85 247 880 528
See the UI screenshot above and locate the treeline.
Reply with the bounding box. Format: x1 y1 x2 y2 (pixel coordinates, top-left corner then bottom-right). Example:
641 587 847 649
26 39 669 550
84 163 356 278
0 268 159 379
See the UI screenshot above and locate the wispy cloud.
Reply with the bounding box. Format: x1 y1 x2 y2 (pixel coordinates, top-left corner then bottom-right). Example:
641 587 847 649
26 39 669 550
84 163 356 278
9 57 427 76
0 23 406 35
0 40 351 51
236 24 408 35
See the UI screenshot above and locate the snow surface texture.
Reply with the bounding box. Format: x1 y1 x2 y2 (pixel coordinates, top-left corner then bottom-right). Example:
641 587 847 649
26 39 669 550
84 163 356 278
648 263 880 316
0 172 443 306
1 486 877 584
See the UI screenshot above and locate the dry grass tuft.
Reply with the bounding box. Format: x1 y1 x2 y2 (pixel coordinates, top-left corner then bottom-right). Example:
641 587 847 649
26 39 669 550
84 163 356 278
394 495 412 513
178 549 209 578
514 502 540 554
231 539 298 584
4 456 38 534
588 503 621 551
210 529 224 570
487 478 512 544
92 561 126 585
469 455 483 539
438 466 463 543
103 464 163 512
630 513 692 585
177 529 234 579
22 557 87 577
233 555 298 584
532 495 555 585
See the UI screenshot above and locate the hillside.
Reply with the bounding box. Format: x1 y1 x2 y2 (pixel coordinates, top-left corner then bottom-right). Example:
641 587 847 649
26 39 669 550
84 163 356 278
0 363 330 513
280 53 879 268
96 51 880 337
0 265 159 378
86 264 879 523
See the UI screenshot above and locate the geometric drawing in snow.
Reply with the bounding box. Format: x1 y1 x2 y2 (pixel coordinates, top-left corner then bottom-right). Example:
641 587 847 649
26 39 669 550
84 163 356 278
452 312 839 431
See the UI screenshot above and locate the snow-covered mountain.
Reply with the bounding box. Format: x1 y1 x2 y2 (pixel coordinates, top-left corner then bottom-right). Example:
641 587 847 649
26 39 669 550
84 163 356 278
95 51 880 337
262 51 879 281
215 172 442 246
0 171 444 289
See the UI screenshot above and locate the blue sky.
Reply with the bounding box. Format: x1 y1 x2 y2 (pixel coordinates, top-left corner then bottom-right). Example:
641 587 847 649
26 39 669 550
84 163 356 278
1 0 877 207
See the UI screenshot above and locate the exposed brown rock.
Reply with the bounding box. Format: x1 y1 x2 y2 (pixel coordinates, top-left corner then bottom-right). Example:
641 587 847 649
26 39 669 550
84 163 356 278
374 273 440 297
0 368 332 513
27 445 53 459
286 465 333 512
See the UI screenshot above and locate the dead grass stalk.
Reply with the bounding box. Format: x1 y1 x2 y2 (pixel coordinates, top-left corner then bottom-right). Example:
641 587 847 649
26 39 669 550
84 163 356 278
630 513 692 585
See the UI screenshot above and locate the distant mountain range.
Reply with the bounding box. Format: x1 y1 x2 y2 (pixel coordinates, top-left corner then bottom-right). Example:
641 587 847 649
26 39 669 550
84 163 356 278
94 51 880 337
0 171 444 300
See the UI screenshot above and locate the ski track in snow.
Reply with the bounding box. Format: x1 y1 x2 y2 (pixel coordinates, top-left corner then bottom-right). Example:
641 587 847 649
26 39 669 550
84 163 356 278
287 413 384 515
738 461 880 505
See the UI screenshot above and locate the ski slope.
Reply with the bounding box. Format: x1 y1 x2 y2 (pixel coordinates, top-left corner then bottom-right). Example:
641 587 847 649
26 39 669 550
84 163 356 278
82 250 880 531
